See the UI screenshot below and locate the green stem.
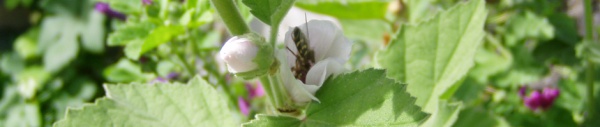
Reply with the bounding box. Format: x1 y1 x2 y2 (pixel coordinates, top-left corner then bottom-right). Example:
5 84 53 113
584 0 596 119
259 76 278 112
176 54 196 76
209 0 250 35
270 26 279 47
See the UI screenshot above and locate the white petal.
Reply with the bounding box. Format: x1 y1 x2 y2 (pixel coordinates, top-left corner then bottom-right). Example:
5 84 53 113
305 59 345 89
276 50 319 106
219 37 258 73
297 20 351 62
323 31 352 63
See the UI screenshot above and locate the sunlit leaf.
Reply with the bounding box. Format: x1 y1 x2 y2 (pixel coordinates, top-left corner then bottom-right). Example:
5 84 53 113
376 0 486 126
54 76 238 127
244 69 428 126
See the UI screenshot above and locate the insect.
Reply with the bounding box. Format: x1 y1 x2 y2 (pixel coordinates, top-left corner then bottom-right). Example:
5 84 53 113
286 25 315 84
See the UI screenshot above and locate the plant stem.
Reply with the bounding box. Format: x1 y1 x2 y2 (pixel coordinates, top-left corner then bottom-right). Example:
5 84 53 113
259 76 278 112
584 0 595 119
270 26 278 47
209 0 250 35
176 53 196 76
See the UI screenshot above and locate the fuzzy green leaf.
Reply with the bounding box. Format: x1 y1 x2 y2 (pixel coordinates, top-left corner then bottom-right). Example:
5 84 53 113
377 0 486 113
53 77 237 127
243 0 295 26
244 69 428 126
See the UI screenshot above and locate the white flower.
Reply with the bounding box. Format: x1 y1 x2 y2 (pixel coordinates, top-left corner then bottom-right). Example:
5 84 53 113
219 33 273 79
279 20 352 106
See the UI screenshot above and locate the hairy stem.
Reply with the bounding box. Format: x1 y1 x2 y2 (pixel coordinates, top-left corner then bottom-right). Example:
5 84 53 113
209 0 250 35
584 0 595 120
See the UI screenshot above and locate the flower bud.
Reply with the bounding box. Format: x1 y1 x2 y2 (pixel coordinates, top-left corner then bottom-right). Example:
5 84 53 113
219 33 274 79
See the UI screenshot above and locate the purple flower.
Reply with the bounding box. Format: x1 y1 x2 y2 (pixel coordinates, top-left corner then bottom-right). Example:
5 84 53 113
166 72 179 80
142 0 153 5
95 2 126 21
245 82 265 99
519 86 527 97
521 86 560 110
237 97 250 116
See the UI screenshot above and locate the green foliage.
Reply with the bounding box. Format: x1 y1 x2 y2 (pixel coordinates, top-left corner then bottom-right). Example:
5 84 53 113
377 0 486 113
502 11 555 47
4 0 34 10
54 76 238 127
295 0 392 20
244 69 428 126
242 0 295 26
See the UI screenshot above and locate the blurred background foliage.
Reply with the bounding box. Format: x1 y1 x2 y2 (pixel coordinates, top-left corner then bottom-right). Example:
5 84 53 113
0 0 599 126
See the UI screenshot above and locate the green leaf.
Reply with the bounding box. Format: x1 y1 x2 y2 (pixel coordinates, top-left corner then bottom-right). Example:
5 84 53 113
54 76 238 127
295 0 392 20
339 19 391 42
243 0 295 26
107 21 156 46
5 103 41 127
43 26 79 73
503 11 554 47
469 35 513 83
420 101 461 127
14 28 40 60
402 0 439 23
140 25 185 55
0 53 24 75
80 11 106 54
106 0 143 14
452 107 510 127
123 25 184 60
16 66 51 99
377 0 486 112
244 69 428 126
103 59 145 83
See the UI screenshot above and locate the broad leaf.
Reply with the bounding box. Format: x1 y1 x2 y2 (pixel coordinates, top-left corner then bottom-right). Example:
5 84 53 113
377 0 486 113
54 76 238 127
243 0 295 26
244 69 428 126
295 0 392 20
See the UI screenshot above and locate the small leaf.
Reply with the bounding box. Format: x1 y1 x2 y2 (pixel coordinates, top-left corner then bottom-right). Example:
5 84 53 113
244 69 428 126
503 11 555 47
140 25 185 54
80 11 106 54
122 25 184 60
295 0 392 20
452 107 510 127
106 0 143 14
54 76 238 127
107 21 156 46
103 59 145 83
14 28 40 60
243 0 295 26
43 27 79 73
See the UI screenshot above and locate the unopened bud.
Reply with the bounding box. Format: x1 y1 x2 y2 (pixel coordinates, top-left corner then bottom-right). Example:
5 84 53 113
219 33 273 79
